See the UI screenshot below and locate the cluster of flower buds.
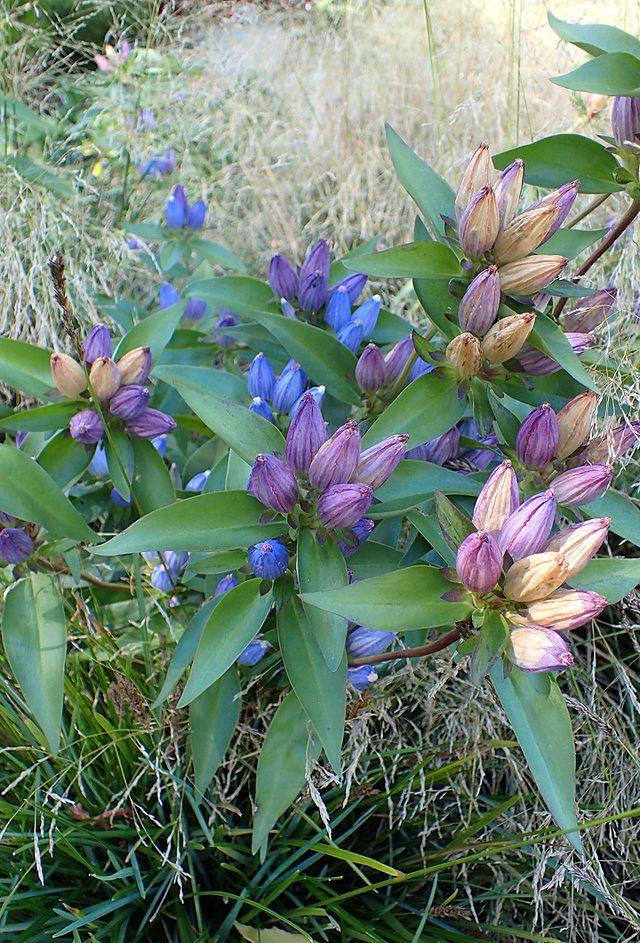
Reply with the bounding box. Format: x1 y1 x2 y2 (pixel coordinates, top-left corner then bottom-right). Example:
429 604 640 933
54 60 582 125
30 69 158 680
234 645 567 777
325 292 381 353
247 394 407 565
247 351 324 424
142 550 189 594
158 283 209 322
454 461 611 671
269 239 368 317
0 514 35 566
51 326 176 447
95 37 131 72
215 573 270 665
354 335 433 401
165 185 206 231
346 626 396 691
611 96 640 151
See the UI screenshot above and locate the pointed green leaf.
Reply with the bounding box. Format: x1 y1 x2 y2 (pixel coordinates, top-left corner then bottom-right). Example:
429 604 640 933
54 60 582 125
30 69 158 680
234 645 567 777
345 242 462 279
536 227 607 260
548 12 640 57
190 238 247 272
552 51 640 97
373 459 481 515
585 488 640 545
153 364 248 403
105 427 134 504
115 303 185 361
385 124 456 238
434 491 475 553
131 438 175 513
154 598 221 706
494 135 621 194
187 275 274 318
469 611 509 686
0 402 79 433
36 433 91 488
363 375 466 450
296 528 348 670
190 666 241 795
530 313 599 393
0 337 55 398
569 557 640 603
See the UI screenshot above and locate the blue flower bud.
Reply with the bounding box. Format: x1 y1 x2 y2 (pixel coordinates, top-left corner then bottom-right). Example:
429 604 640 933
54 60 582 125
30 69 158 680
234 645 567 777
69 409 103 444
215 572 239 596
185 470 210 492
317 483 373 529
237 635 269 665
88 443 109 477
152 434 168 457
269 254 298 301
289 385 325 416
0 528 34 564
184 298 208 320
298 272 329 312
151 564 174 593
281 299 297 319
353 296 381 338
337 517 375 557
248 352 276 400
248 539 289 580
248 453 298 513
271 360 307 412
164 550 189 575
186 200 206 230
160 283 180 309
355 344 385 394
250 396 275 423
214 311 238 348
166 192 187 229
109 384 150 420
126 407 176 439
332 273 367 305
142 551 160 565
285 391 327 474
83 325 112 366
337 318 363 354
347 626 396 658
111 488 133 508
324 286 351 331
347 665 378 691
408 358 433 383
299 239 330 284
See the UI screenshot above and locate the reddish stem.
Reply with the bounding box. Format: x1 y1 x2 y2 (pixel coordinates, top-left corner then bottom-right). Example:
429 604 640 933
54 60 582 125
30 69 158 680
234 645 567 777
347 626 462 667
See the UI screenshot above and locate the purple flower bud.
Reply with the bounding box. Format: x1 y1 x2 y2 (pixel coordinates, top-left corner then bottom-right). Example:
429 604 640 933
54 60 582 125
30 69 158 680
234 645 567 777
88 443 109 477
526 180 580 239
498 490 556 561
285 392 327 475
300 239 330 284
70 409 104 444
185 470 210 492
324 286 351 331
215 573 239 596
493 158 524 228
166 188 187 228
83 325 112 366
109 384 150 420
472 460 519 536
160 283 180 309
111 488 133 508
271 360 307 413
352 434 409 489
269 254 298 301
138 147 176 178
408 358 434 382
184 298 208 320
550 464 613 507
317 482 374 529
125 407 176 439
337 517 375 557
332 272 368 305
458 186 500 257
0 512 14 526
248 352 276 400
248 453 298 513
383 335 413 384
356 344 386 394
581 420 640 465
248 539 290 579
516 332 594 375
237 635 269 665
347 665 378 691
347 626 396 657
515 403 559 470
611 95 640 149
562 287 616 333
458 266 501 335
309 419 361 490
151 565 174 593
298 272 329 312
214 311 238 348
354 296 381 337
0 528 34 564
455 531 503 593
337 318 364 354
461 434 499 471
406 444 431 461
186 200 206 230
507 626 574 672
164 550 189 575
290 385 325 416
250 397 275 423
422 427 460 466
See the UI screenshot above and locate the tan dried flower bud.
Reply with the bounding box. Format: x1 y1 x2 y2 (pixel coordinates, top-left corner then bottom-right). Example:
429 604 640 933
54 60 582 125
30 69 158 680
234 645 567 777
503 551 569 603
455 143 494 220
50 352 87 398
493 159 524 229
555 391 597 460
544 517 611 577
89 357 121 400
117 346 152 385
445 332 482 380
481 312 536 363
493 204 560 264
520 588 607 631
498 255 568 295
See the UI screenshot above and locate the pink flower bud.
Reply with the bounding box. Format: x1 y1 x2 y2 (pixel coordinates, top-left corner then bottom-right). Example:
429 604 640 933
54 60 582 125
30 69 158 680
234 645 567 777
562 287 616 333
515 403 559 470
248 454 298 513
493 204 560 264
458 266 501 335
317 483 374 529
458 186 500 257
544 517 610 577
309 419 361 490
498 255 567 295
446 332 482 379
351 434 409 490
555 391 597 461
50 353 86 398
472 460 519 536
498 490 556 561
550 464 613 506
455 143 494 220
503 552 569 602
481 312 536 363
116 346 152 385
89 357 121 401
493 158 524 228
455 530 503 593
507 626 574 672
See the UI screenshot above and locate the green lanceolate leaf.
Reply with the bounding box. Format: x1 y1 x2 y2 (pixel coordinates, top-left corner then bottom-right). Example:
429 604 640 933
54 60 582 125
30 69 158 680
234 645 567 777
469 611 509 686
494 135 622 194
36 433 92 489
296 528 349 670
363 375 466 451
178 580 273 706
0 402 79 433
413 276 459 340
385 124 456 239
569 557 640 603
345 242 462 279
0 337 55 398
105 427 134 504
187 275 274 318
434 492 475 553
91 491 285 556
530 313 599 393
302 565 472 632
407 503 456 566
585 488 640 546
190 666 241 795
190 238 247 272
131 438 176 513
153 364 248 404
0 445 95 542
278 597 346 773
115 303 185 362
490 663 582 853
536 227 607 260
154 597 221 706
373 459 481 516
552 52 640 97
2 574 67 753
548 12 640 58
347 541 404 580
122 222 168 241
252 690 321 856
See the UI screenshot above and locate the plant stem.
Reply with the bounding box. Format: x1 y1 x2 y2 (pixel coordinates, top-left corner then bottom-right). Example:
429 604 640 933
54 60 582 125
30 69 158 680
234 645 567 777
566 193 609 229
36 558 131 593
347 626 462 667
553 199 640 320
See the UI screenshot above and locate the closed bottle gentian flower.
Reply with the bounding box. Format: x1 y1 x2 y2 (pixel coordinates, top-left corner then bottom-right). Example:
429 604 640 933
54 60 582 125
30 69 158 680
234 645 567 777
215 573 239 596
503 551 569 603
187 200 206 231
248 453 298 513
544 517 610 577
550 464 613 506
481 312 536 363
337 517 375 557
348 665 378 691
185 470 210 492
290 385 325 416
152 434 168 457
324 286 351 331
581 420 640 465
611 95 640 149
352 434 409 489
472 460 519 535
269 254 298 301
88 442 109 477
356 344 386 394
498 255 568 295
455 142 494 220
298 272 329 312
507 626 574 672
237 636 269 666
317 483 374 529
285 392 327 475
516 403 559 470
337 318 364 354
51 352 87 398
347 626 396 658
166 187 187 228
109 384 149 420
111 488 133 508
0 528 34 564
354 296 381 338
84 325 112 366
160 283 181 309
89 357 121 401
309 419 361 490
526 180 579 240
458 186 500 257
184 298 208 320
332 272 368 305
517 588 607 632
248 352 276 400
408 358 434 382
299 239 330 284
562 287 616 333
151 565 174 593
281 299 297 319
493 204 560 265
555 391 597 461
125 407 176 438
455 531 503 593
271 360 307 412
493 158 524 228
117 346 152 385
422 427 460 466
498 490 556 560
70 409 104 444
248 539 290 579
384 335 414 384
250 397 275 423
458 265 500 335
